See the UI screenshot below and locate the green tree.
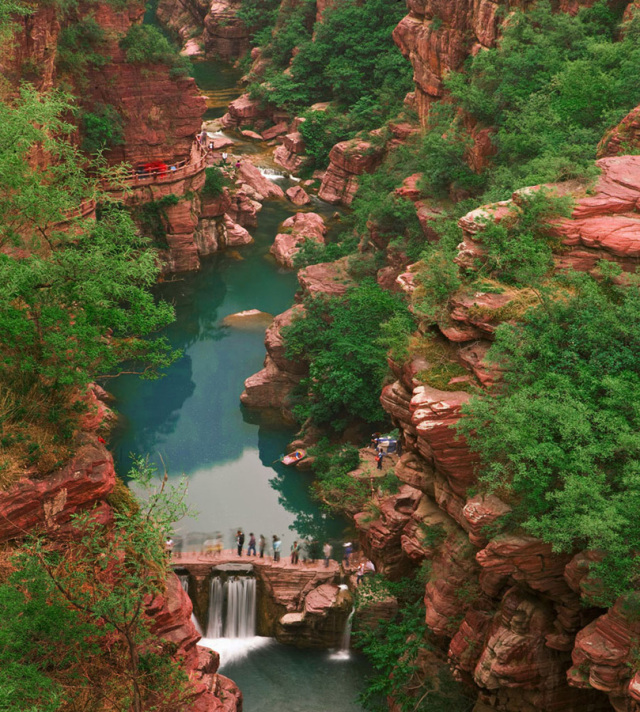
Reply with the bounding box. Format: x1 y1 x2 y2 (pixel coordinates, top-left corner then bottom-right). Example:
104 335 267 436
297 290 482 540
0 459 193 711
459 271 640 604
283 281 413 428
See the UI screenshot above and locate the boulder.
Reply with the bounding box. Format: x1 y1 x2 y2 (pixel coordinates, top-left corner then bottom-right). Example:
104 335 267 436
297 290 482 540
270 211 326 268
285 185 311 206
297 258 355 297
236 160 285 200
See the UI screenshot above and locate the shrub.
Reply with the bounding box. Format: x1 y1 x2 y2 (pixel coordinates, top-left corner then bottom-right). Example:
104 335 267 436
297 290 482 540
81 103 124 154
202 166 226 198
459 271 640 605
120 24 191 77
283 280 412 428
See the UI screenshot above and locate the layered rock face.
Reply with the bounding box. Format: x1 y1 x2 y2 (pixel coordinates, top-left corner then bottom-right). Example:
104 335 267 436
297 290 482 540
318 139 384 205
81 2 206 167
353 157 640 711
391 0 600 124
240 305 306 418
203 0 250 60
1 6 60 91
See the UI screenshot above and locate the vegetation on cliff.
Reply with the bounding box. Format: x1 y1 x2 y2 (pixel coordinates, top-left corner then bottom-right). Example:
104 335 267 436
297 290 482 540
247 0 413 168
0 88 177 481
0 459 193 711
459 269 640 604
283 280 414 429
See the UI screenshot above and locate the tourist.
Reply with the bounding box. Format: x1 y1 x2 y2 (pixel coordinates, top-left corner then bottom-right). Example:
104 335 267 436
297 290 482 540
273 535 282 562
343 542 353 567
222 151 228 164
376 450 384 470
215 532 224 557
259 534 266 558
356 562 365 585
236 529 245 556
208 141 214 151
290 540 300 565
165 536 174 556
323 542 332 567
248 532 257 556
235 160 241 170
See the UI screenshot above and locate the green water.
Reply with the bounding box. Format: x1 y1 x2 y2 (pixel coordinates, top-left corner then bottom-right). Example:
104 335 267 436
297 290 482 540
214 640 373 712
109 200 350 551
113 15 369 706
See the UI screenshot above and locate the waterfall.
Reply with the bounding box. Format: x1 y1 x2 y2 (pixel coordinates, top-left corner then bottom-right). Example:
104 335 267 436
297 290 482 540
224 576 256 639
178 573 204 636
207 577 224 638
341 609 354 652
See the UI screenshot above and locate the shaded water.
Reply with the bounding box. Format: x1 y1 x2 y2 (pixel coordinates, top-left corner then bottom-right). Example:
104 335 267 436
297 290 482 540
203 638 372 712
109 200 348 550
191 59 244 120
110 18 369 707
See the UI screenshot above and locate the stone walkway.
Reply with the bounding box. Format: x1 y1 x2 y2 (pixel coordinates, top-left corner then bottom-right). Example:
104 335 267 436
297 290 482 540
171 549 345 574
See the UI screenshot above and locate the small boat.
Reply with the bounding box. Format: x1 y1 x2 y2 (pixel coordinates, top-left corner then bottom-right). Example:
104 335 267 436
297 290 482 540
281 449 306 466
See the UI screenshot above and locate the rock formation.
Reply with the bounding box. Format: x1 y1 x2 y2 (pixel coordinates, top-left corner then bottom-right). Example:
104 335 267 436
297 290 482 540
318 139 384 205
270 211 327 268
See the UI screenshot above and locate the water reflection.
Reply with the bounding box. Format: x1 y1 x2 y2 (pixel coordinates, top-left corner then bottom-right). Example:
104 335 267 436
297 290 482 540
108 199 349 546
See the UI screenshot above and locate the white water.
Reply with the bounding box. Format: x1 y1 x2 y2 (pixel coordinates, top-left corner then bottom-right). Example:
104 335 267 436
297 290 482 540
199 635 274 666
329 608 355 661
225 576 257 638
178 573 205 636
207 577 224 638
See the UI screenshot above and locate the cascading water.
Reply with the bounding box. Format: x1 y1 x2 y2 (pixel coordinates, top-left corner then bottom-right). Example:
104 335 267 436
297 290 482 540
207 577 224 638
341 609 354 652
178 573 204 636
224 576 257 639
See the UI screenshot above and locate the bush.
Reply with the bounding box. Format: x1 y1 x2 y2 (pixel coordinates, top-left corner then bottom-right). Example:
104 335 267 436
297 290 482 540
283 281 413 428
81 103 124 154
202 166 226 198
56 16 109 78
459 271 640 604
120 24 191 77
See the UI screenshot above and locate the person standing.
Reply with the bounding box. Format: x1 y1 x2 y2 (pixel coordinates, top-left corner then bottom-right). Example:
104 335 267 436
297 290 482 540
273 535 281 562
165 537 174 557
343 542 353 567
259 534 266 558
323 542 332 568
376 450 384 470
290 540 300 565
222 151 228 165
247 532 256 556
236 529 245 556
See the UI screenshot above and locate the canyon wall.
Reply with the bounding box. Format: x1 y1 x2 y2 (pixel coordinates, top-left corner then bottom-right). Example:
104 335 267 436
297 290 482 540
349 154 640 712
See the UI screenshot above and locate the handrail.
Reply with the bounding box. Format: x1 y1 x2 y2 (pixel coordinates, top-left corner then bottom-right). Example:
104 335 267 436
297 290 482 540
121 141 208 186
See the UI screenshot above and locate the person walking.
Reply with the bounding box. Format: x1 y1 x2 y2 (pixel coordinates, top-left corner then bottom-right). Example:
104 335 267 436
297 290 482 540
259 534 266 558
236 529 245 556
247 532 257 556
323 542 332 568
272 535 281 563
290 540 300 565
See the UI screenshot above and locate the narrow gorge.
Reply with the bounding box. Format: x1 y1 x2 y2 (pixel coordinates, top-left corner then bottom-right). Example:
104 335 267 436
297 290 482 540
2 1 640 711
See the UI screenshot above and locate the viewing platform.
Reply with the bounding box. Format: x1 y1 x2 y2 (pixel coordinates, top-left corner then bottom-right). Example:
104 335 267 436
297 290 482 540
122 140 207 188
